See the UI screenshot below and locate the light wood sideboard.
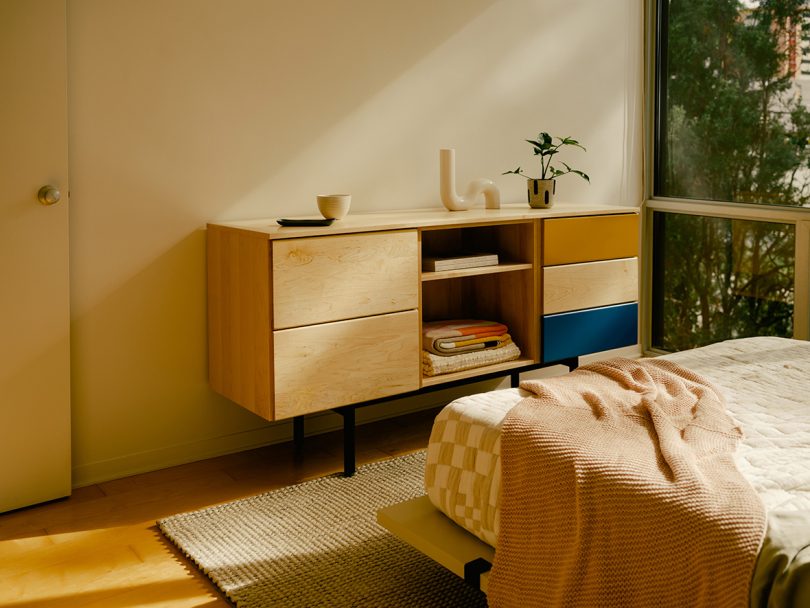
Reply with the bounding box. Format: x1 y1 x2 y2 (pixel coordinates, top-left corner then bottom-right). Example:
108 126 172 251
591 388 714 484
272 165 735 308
207 204 640 429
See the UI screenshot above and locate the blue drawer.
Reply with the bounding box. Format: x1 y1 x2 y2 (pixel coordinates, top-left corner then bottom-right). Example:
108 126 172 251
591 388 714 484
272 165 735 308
542 302 638 363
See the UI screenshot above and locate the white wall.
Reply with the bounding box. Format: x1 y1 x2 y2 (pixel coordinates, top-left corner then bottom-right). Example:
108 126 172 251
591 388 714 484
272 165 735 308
66 0 644 485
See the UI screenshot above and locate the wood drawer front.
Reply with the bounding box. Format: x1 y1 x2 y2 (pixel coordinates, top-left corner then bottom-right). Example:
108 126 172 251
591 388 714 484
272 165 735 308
542 302 638 363
543 258 638 315
273 310 420 418
273 230 418 329
543 214 639 266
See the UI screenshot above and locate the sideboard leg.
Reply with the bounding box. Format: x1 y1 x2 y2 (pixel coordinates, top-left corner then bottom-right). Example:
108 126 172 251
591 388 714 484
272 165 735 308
292 416 305 459
341 407 356 477
510 370 521 388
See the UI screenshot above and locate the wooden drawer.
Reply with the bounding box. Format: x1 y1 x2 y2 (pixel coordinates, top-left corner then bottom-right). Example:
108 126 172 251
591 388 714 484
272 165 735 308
543 214 639 266
542 302 638 363
273 310 420 418
273 230 418 329
543 257 638 315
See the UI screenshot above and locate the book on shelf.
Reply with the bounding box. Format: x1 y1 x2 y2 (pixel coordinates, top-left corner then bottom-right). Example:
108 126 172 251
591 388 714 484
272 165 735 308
422 252 499 272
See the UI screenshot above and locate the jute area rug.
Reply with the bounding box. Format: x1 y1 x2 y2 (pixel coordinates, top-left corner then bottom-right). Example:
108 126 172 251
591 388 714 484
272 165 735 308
158 451 488 607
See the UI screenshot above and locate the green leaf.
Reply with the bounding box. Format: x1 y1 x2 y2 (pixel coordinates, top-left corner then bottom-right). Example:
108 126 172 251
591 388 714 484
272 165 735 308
526 139 551 152
528 135 555 151
560 137 587 151
513 132 588 180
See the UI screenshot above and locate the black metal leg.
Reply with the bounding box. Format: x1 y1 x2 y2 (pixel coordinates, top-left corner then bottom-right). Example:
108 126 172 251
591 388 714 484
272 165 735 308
464 557 492 590
289 360 578 474
341 407 356 477
293 416 304 458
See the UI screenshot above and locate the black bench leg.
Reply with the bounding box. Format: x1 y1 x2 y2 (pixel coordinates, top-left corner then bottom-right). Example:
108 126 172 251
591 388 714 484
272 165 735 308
464 557 492 590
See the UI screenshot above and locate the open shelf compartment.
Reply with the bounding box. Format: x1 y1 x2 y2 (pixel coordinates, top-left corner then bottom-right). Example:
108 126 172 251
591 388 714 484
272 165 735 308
420 221 535 280
419 221 539 385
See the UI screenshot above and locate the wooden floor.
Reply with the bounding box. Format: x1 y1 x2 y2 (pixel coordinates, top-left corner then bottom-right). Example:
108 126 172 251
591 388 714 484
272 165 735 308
0 408 440 607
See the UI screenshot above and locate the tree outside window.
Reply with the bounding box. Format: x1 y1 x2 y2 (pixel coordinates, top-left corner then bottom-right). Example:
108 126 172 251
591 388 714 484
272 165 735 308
653 0 806 351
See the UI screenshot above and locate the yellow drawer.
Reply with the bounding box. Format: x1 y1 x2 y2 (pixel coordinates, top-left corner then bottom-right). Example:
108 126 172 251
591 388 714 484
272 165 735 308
273 230 418 329
543 214 639 266
544 258 638 315
273 310 420 418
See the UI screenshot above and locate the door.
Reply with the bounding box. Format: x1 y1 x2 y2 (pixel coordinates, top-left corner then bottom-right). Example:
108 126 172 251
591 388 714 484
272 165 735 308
0 0 71 512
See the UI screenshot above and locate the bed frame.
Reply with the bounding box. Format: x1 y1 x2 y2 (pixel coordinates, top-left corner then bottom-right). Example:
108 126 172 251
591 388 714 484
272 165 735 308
377 495 494 592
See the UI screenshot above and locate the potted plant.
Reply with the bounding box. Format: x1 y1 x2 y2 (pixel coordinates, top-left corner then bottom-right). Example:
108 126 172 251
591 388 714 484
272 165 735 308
503 132 589 208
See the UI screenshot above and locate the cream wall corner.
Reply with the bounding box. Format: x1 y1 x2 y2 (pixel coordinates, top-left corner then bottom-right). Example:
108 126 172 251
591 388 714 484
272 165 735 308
67 0 644 486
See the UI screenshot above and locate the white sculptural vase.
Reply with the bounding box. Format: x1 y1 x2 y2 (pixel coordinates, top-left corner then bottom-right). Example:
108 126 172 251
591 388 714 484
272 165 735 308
439 148 500 211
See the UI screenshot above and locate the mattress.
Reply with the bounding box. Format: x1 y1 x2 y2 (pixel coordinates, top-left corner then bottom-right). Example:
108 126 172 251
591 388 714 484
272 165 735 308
425 336 810 550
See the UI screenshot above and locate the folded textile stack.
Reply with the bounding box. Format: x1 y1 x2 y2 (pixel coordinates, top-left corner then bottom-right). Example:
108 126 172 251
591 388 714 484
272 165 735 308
422 319 521 376
423 319 509 355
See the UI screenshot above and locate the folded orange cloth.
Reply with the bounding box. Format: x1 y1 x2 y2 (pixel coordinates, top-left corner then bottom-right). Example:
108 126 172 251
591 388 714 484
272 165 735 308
423 320 509 356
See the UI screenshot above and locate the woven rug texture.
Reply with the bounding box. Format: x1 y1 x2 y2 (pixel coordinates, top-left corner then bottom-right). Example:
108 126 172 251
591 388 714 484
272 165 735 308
158 450 487 607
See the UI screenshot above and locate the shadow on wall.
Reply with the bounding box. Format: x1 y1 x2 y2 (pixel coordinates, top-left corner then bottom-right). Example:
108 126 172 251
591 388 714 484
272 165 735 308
69 230 243 479
66 0 638 484
68 0 505 225
67 0 506 483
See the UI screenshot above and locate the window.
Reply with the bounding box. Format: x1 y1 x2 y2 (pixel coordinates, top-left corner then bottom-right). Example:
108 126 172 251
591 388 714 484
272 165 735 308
656 0 810 207
651 0 809 351
651 213 794 351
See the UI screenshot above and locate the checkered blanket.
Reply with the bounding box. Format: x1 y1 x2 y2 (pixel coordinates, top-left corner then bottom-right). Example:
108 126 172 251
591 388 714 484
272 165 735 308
423 389 522 546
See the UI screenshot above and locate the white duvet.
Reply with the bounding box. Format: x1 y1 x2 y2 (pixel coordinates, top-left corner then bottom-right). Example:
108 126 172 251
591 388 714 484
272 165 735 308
426 336 810 553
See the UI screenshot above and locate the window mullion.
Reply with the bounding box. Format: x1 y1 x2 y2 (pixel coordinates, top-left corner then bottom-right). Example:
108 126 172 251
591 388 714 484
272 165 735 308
795 221 810 340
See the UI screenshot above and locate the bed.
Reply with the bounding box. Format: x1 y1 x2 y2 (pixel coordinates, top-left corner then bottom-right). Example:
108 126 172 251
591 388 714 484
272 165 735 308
379 337 810 607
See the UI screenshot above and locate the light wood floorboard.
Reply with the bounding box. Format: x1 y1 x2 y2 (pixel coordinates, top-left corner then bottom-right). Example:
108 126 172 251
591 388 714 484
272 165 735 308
0 408 440 607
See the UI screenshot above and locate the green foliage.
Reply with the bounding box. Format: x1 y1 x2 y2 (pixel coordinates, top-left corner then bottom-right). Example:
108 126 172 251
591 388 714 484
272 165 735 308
662 0 810 205
653 213 794 351
655 0 805 351
503 132 590 182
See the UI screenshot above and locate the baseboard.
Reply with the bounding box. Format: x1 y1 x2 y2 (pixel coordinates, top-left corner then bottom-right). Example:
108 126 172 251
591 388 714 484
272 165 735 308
71 423 293 488
71 377 505 488
71 347 641 488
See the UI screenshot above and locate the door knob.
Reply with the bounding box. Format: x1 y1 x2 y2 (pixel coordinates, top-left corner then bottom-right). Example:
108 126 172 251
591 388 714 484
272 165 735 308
37 185 61 206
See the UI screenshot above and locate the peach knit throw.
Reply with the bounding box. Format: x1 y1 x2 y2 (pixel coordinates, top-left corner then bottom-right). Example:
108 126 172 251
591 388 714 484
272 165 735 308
488 358 766 608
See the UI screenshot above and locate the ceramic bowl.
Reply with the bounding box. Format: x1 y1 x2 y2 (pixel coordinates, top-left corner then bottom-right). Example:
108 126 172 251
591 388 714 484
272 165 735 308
317 194 351 220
